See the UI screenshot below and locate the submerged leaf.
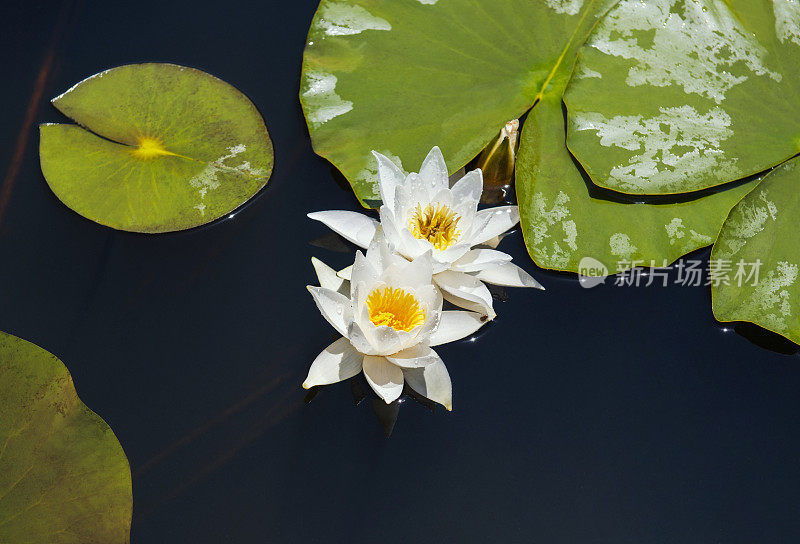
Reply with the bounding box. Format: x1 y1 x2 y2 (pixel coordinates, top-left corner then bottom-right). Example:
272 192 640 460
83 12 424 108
564 0 800 195
712 157 800 345
40 63 273 233
0 332 132 543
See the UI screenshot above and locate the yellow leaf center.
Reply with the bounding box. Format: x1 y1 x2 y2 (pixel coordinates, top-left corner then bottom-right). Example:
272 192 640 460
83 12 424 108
131 136 176 160
366 287 426 332
408 203 461 250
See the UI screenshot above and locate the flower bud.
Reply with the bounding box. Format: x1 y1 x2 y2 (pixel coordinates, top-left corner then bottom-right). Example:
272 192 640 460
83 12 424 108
475 119 519 205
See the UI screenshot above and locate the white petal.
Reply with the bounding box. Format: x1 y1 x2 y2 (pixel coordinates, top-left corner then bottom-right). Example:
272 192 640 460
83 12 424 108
350 251 378 295
442 291 492 317
308 210 378 249
450 169 483 203
434 270 496 319
429 310 486 346
386 344 440 368
365 228 405 273
352 280 372 323
347 320 375 355
475 262 544 289
394 183 415 221
373 151 406 211
368 325 403 356
397 226 427 260
303 337 364 388
383 251 433 290
450 249 513 273
307 286 352 337
363 355 404 404
415 284 442 315
403 358 452 411
311 257 347 293
393 327 426 355
470 206 520 245
418 146 449 191
432 242 471 268
337 265 353 281
430 187 453 208
378 206 401 246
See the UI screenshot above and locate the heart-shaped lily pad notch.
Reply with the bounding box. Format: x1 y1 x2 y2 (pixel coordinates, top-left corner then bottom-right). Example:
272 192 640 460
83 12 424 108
0 331 132 543
40 63 273 233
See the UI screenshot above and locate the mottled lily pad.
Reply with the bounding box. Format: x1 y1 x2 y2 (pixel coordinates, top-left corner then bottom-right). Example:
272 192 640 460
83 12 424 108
564 0 800 195
302 0 765 274
0 331 132 543
712 157 800 344
40 63 273 233
300 0 618 205
514 9 759 273
517 93 758 273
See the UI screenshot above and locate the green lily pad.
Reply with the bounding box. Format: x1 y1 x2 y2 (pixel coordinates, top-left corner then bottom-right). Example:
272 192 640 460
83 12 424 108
514 12 758 274
301 0 617 206
40 63 273 233
711 157 800 344
302 0 761 273
0 331 131 543
564 0 800 195
517 93 758 274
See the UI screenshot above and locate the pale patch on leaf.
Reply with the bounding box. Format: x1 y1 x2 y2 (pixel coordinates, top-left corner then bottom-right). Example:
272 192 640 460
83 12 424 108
589 0 781 103
576 66 603 79
572 105 740 192
664 217 713 248
302 71 353 128
315 3 391 36
528 191 576 269
714 190 778 260
609 232 638 260
545 0 585 15
739 261 799 332
189 144 265 216
774 0 800 46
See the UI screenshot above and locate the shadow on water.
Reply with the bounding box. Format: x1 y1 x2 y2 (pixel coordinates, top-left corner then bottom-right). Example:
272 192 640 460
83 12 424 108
304 321 493 437
307 375 442 438
723 321 800 356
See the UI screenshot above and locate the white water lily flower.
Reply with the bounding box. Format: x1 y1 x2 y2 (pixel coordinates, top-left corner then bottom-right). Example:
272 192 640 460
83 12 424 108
304 232 487 409
308 146 543 319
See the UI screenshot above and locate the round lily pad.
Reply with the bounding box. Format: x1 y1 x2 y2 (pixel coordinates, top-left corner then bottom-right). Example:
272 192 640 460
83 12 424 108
564 0 800 195
0 331 132 543
40 63 273 233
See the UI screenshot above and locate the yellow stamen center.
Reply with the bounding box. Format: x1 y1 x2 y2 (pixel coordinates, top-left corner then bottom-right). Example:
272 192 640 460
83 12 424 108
408 203 461 250
366 287 426 332
131 136 176 160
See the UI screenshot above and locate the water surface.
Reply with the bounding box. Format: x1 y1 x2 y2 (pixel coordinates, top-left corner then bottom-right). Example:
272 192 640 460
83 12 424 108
2 1 799 542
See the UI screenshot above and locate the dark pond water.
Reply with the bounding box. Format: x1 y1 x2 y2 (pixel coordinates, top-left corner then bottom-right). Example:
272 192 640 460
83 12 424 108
3 1 800 542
